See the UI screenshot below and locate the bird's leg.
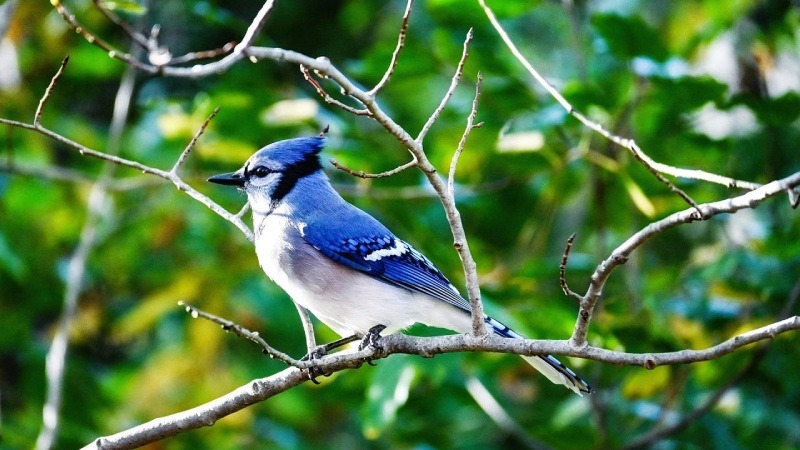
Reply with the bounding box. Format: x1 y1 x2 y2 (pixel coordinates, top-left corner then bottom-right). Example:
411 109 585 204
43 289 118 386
300 334 361 384
358 324 386 366
301 334 361 361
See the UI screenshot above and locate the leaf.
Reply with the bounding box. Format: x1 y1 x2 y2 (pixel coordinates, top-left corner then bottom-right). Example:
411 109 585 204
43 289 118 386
622 174 657 218
112 274 201 343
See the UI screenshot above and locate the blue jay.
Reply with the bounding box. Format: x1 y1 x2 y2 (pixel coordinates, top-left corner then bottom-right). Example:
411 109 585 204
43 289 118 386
208 136 592 395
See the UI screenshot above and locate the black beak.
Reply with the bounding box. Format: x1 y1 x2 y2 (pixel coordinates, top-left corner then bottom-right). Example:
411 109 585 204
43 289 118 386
207 171 246 186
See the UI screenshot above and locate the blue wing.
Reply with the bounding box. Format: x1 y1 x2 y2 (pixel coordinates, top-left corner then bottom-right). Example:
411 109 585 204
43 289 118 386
300 207 471 313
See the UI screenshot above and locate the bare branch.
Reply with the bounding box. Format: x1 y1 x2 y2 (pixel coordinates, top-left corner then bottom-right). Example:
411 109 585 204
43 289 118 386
170 107 220 174
368 0 414 97
81 314 800 449
443 73 486 335
51 1 153 72
330 157 417 179
51 0 275 76
447 72 483 199
301 65 371 116
570 168 800 347
559 233 582 303
1 114 253 243
416 28 473 143
81 367 310 450
34 56 69 128
91 0 149 49
169 42 237 65
179 302 299 365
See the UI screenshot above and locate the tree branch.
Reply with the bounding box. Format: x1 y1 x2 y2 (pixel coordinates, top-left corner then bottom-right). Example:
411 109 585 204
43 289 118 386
570 168 800 347
367 0 414 97
179 302 299 366
447 72 485 335
81 314 799 449
330 157 417 179
416 28 473 143
0 60 253 242
559 233 582 303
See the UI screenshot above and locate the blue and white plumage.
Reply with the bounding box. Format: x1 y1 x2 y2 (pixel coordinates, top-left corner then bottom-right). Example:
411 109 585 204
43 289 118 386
208 136 592 395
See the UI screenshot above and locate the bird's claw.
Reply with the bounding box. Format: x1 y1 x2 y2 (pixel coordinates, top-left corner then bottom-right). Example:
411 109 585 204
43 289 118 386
301 345 333 384
358 324 386 366
300 345 329 362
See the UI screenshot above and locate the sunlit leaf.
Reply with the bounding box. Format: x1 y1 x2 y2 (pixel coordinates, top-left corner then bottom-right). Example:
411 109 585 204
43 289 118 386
622 175 657 218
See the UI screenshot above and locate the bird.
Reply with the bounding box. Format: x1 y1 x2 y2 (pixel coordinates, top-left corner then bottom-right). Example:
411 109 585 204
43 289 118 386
208 136 592 395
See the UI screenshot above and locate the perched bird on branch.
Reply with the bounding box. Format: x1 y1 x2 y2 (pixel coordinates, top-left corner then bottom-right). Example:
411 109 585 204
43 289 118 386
208 136 592 395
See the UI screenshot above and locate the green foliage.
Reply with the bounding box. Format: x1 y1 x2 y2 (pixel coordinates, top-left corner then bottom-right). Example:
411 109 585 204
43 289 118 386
1 0 799 449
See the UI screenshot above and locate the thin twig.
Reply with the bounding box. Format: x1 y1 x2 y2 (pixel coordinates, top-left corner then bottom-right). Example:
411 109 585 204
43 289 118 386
368 0 414 97
178 302 299 365
444 72 486 336
416 28 473 143
51 1 152 72
34 56 69 128
447 72 483 199
169 42 237 65
92 0 149 49
559 233 582 303
171 107 220 174
92 0 237 67
330 157 417 179
301 65 371 116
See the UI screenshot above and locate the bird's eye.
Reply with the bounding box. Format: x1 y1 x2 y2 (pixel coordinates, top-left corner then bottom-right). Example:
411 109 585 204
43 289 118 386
252 166 271 178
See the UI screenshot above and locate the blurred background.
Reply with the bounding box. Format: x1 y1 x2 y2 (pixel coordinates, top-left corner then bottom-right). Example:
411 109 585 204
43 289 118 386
1 0 799 448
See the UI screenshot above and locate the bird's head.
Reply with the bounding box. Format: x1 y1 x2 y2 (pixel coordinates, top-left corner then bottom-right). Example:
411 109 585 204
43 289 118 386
207 136 325 213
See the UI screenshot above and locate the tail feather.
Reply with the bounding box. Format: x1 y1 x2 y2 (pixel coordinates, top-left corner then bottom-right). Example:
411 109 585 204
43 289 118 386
486 316 593 396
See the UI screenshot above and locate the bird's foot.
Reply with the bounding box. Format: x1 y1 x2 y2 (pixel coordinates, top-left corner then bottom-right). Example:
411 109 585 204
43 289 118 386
300 334 362 384
300 347 330 384
358 324 386 366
